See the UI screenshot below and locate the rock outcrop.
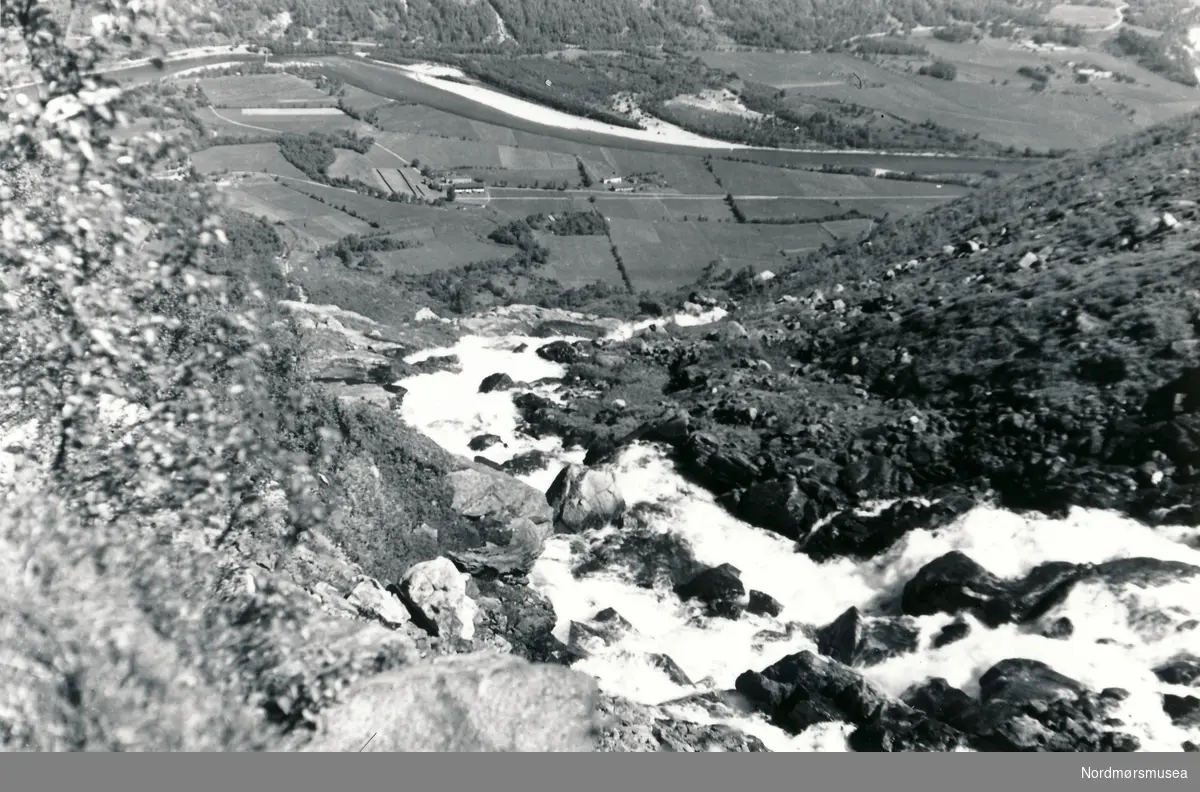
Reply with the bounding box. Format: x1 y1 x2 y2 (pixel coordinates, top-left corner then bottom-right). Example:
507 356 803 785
397 558 479 642
546 463 627 533
300 653 601 751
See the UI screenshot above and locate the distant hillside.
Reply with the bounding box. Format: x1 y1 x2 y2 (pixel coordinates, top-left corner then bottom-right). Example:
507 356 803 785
197 0 1049 52
517 110 1200 547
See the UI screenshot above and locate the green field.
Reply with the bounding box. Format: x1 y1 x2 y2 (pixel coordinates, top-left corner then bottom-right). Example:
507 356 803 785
736 197 849 222
608 219 830 290
371 102 487 140
710 159 971 201
194 73 334 107
230 109 374 135
372 132 507 169
700 37 1200 151
192 143 308 179
603 149 724 194
374 237 516 275
592 194 734 222
536 234 626 289
220 178 373 247
327 149 389 190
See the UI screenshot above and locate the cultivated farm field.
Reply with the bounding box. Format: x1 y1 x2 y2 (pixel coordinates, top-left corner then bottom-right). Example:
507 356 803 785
700 36 1200 152
535 234 626 288
194 73 335 107
219 177 374 247
192 143 308 179
327 149 389 190
608 219 830 290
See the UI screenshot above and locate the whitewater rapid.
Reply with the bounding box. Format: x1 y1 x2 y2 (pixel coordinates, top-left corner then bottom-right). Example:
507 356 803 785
397 313 1200 752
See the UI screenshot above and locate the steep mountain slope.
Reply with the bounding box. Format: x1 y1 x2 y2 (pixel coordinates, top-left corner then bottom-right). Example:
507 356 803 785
199 0 1045 51
519 111 1200 549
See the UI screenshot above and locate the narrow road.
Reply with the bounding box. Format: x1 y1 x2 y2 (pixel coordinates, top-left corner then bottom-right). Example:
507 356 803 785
484 190 960 201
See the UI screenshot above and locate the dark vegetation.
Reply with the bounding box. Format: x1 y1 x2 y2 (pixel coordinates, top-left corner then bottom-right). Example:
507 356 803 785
1106 28 1200 87
648 82 1000 155
276 130 374 179
220 0 1052 54
932 24 977 43
518 111 1200 562
855 38 931 57
918 60 958 81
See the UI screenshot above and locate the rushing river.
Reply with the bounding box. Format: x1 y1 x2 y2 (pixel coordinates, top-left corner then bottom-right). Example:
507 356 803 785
396 311 1200 752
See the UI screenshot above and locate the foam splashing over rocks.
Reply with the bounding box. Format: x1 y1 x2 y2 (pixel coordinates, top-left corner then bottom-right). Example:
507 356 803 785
396 308 1200 752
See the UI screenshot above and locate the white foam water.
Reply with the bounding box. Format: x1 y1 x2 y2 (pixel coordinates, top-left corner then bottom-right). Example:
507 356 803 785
398 316 1200 752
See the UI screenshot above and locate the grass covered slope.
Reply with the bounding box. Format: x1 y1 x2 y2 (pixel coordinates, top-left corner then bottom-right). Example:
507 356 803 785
529 112 1200 549
0 2 601 751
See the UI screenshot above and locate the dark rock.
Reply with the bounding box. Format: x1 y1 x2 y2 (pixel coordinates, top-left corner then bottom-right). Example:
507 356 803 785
596 694 767 752
901 551 1012 626
537 340 585 365
838 455 904 499
472 455 505 472
546 463 627 533
902 678 981 728
532 320 605 339
849 705 969 752
648 654 694 686
674 563 745 619
1144 365 1200 421
979 658 1087 705
735 650 966 750
479 372 516 393
803 492 975 563
1041 616 1074 639
1093 557 1200 587
1163 694 1200 728
815 607 919 668
573 505 702 588
468 434 504 452
747 590 784 618
501 450 552 477
638 300 667 318
932 619 970 649
736 477 821 541
513 343 528 353
409 354 459 374
473 578 575 665
735 650 890 733
568 608 634 655
1153 654 1200 687
1184 741 1199 752
1008 561 1085 622
969 658 1137 751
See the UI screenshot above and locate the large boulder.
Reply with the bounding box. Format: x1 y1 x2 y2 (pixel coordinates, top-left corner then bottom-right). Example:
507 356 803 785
814 607 919 668
546 463 627 533
596 694 767 752
1154 653 1200 687
674 563 745 619
901 551 1013 626
803 492 976 563
301 653 601 751
902 660 1140 752
471 578 574 665
537 340 585 365
346 577 413 629
568 608 635 656
445 466 555 576
734 650 966 751
479 372 516 393
397 558 478 642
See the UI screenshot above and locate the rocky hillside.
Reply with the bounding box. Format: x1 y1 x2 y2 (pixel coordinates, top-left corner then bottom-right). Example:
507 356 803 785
183 0 1042 51
508 110 1200 555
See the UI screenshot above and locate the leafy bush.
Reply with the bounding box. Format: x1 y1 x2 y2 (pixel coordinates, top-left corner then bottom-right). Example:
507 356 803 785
918 60 958 80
